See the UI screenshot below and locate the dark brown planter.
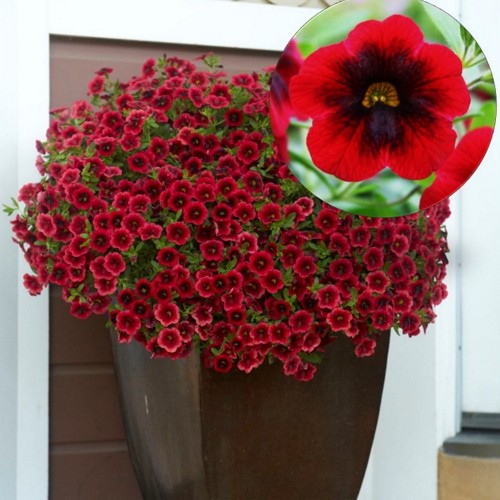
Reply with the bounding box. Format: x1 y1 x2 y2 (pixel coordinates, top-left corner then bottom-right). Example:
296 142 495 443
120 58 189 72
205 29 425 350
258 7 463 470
111 332 390 500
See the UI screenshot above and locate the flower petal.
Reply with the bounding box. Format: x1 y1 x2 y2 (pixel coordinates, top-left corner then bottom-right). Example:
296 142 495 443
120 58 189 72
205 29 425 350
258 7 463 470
412 44 471 119
289 42 353 118
419 127 494 209
345 15 424 57
388 114 458 179
307 112 384 181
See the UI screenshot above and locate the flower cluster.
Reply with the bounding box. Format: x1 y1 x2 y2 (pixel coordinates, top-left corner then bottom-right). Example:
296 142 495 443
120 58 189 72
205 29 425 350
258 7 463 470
7 54 450 381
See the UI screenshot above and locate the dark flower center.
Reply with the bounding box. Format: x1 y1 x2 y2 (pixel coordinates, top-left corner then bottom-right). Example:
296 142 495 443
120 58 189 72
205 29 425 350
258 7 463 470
362 82 400 109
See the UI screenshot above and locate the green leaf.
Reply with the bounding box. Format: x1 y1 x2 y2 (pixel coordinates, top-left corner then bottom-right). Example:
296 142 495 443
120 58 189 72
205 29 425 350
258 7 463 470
423 4 463 57
460 24 475 51
281 212 296 229
482 71 494 84
470 101 497 130
300 352 323 364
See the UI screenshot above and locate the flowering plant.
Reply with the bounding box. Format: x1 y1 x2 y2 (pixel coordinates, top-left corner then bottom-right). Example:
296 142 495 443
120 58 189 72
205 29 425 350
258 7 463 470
5 54 451 381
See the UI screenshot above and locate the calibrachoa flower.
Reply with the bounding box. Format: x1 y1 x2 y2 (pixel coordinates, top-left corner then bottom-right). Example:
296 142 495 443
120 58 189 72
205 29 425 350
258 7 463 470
6 54 451 381
420 127 494 209
270 39 307 162
289 15 470 181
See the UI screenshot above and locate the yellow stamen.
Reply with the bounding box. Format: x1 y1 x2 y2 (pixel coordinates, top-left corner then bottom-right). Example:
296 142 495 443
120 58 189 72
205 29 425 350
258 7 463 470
362 82 400 109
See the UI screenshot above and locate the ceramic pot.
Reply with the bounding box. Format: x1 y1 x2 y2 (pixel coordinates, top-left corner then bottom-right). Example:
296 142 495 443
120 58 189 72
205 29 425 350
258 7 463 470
111 332 390 500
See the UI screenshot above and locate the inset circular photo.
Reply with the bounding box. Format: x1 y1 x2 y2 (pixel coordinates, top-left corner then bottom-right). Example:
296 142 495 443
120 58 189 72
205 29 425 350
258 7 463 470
270 0 496 216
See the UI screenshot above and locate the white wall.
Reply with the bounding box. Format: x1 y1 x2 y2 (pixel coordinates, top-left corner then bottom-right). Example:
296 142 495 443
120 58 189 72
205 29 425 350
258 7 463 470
0 1 20 498
460 0 500 414
1 1 50 499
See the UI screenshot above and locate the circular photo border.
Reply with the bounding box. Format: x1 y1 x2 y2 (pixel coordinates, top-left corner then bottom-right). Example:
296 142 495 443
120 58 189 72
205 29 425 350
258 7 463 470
270 0 496 216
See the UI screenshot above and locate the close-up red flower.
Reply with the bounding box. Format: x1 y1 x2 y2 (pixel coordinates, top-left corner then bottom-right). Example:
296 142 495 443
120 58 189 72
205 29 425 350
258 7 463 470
289 15 470 182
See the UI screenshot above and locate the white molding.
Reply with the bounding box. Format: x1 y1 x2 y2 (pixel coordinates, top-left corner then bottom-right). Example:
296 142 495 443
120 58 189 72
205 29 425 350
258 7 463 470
16 1 50 499
459 0 500 413
0 1 21 498
435 198 461 438
48 0 320 51
426 0 463 443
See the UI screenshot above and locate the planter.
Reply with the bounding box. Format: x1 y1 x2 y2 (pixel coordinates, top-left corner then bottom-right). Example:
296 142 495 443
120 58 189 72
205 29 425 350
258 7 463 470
111 332 390 500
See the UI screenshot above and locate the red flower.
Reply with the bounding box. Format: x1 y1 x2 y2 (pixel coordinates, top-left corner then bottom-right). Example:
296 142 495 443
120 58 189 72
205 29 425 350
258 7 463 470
89 229 112 253
193 303 213 327
372 309 394 330
110 228 133 251
269 322 291 345
226 307 246 325
257 203 281 225
366 270 390 293
400 312 422 336
36 214 57 237
350 227 371 248
270 40 306 161
200 240 224 261
70 301 93 320
363 247 384 271
166 222 190 246
158 327 182 353
69 185 94 210
317 285 341 309
224 108 243 127
148 137 170 160
248 251 274 276
354 337 377 357
211 274 229 293
283 355 301 376
122 213 145 235
157 247 180 267
234 202 256 223
250 323 270 344
420 127 494 209
356 291 376 316
393 291 413 313
116 310 141 336
103 252 126 276
154 302 180 327
175 278 195 299
289 310 313 334
119 133 140 152
127 152 151 174
295 362 317 382
326 308 352 331
290 15 470 181
88 74 105 94
293 255 317 279
138 223 162 241
213 354 233 374
236 140 260 165
390 235 410 257
261 269 284 293
23 274 43 295
329 258 353 280
315 209 338 234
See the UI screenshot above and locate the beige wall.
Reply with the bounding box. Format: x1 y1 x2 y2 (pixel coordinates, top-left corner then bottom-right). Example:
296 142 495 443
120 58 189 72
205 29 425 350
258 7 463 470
439 450 500 500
